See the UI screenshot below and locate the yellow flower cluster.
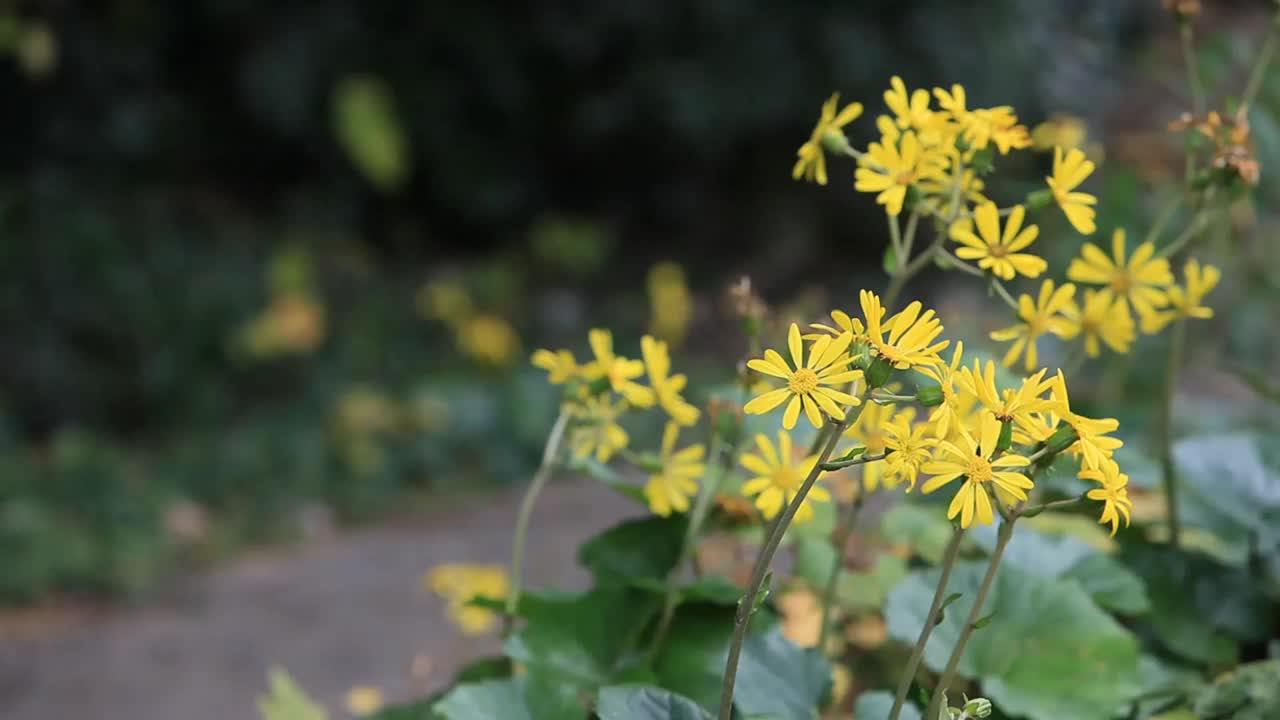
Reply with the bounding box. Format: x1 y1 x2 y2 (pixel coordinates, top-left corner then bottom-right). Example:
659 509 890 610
423 563 509 635
418 279 522 367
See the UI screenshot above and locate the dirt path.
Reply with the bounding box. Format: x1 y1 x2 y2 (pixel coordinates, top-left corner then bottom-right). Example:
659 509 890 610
0 478 638 720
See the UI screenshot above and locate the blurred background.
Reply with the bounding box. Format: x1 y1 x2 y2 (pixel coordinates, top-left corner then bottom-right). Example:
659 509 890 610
0 0 1278 718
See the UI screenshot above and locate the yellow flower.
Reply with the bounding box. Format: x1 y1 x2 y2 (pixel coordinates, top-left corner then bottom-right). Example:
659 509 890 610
861 290 949 369
855 131 947 216
531 348 580 384
1050 371 1122 471
744 324 861 430
933 85 1029 154
345 686 385 716
1067 229 1173 328
740 431 829 523
1141 258 1221 334
1062 288 1136 357
914 341 969 439
884 76 935 130
882 413 938 491
949 203 1047 280
644 422 706 517
585 329 656 407
1031 114 1087 151
416 279 472 324
456 313 520 366
958 361 1053 428
1046 146 1098 235
424 563 509 635
807 309 868 343
845 402 915 491
990 280 1077 371
641 335 700 426
568 395 630 462
793 93 864 185
920 412 1034 528
648 262 693 346
1079 459 1133 536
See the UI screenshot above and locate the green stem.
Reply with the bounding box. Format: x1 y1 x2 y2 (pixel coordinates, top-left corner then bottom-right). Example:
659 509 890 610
716 401 867 720
1156 206 1214 259
816 490 869 652
888 526 965 720
989 278 1020 312
889 213 905 271
820 451 890 472
1180 21 1205 117
1159 317 1187 548
1142 194 1183 248
901 208 922 264
925 513 1016 719
506 409 571 626
648 433 728 662
937 248 985 278
1241 12 1280 110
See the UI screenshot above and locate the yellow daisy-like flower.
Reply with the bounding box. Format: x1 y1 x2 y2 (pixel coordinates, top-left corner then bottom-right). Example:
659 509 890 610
1062 288 1136 357
1031 114 1088 151
884 76 935 130
1079 459 1133 536
861 290 949 369
920 412 1034 528
1067 229 1173 328
643 422 706 517
914 341 968 440
1141 258 1221 334
740 431 829 523
1047 146 1098 235
568 395 630 462
989 280 1078 371
949 203 1048 280
807 309 868 343
1050 371 1122 471
793 93 864 185
584 329 655 407
424 563 509 636
958 361 1053 428
744 324 861 430
855 131 947 216
641 335 700 426
883 413 938 491
531 348 580 384
845 402 914 491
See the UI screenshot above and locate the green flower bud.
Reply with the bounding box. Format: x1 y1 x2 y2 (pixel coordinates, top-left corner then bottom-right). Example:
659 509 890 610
1024 188 1054 210
917 385 945 407
714 404 742 445
865 356 895 388
995 419 1013 452
821 130 852 155
586 375 613 396
962 697 993 719
1046 424 1079 455
969 146 995 174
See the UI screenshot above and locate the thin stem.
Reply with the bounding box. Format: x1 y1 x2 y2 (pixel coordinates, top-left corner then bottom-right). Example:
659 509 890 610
901 208 922 264
1156 206 1214 259
648 433 727 662
937 248 985 278
1142 194 1183 248
925 514 1016 719
816 490 869 652
1241 12 1280 110
889 214 905 271
1180 21 1205 117
1019 494 1088 518
885 163 966 309
1159 317 1187 548
506 409 571 625
871 391 917 403
989 278 1020 312
820 451 889 471
888 526 965 720
716 401 867 720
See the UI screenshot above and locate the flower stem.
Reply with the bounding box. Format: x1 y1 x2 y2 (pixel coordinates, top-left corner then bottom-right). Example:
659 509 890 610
1241 11 1280 110
716 402 866 720
820 451 890 472
924 514 1016 719
888 525 965 720
505 409 570 628
889 214 905 271
988 278 1020 312
1180 21 1206 117
816 489 870 653
1159 317 1187 548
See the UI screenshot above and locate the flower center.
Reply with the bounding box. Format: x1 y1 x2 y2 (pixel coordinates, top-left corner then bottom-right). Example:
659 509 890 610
988 245 1008 258
788 368 820 395
771 466 800 491
1111 270 1132 294
895 170 916 186
964 455 994 484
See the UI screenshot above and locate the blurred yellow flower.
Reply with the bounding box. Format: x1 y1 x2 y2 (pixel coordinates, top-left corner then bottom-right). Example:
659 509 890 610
416 279 472 324
861 290 949 369
1080 459 1133 536
844 402 914 491
1032 114 1087 152
1046 146 1098 235
345 686 385 716
914 341 967 439
778 588 823 648
740 431 828 523
882 413 938 492
1067 229 1172 328
1062 288 1135 357
243 292 328 357
855 131 947 216
648 262 693 346
643 422 706 517
1050 371 1122 471
423 563 508 636
1141 258 1221 334
531 348 580 384
949 203 1047 280
793 92 863 185
258 667 327 720
921 412 1034 528
332 385 400 439
456 313 520 367
744 324 861 430
885 76 935 130
568 395 629 462
990 280 1077 371
584 329 656 407
642 335 700 426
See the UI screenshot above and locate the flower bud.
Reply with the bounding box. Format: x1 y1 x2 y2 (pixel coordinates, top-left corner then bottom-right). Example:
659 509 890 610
995 420 1013 452
962 697 993 718
586 375 613 396
865 356 895 388
821 130 852 156
917 385 944 407
1024 188 1054 210
1046 425 1078 455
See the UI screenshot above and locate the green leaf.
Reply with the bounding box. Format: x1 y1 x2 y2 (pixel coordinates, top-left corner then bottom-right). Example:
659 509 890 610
886 562 1141 720
836 554 907 612
792 535 838 588
1176 432 1280 576
578 515 687 585
653 603 737 712
1132 655 1201 719
630 574 743 605
853 690 921 720
1192 659 1280 720
1061 553 1149 615
880 504 954 564
331 75 410 192
504 586 660 689
257 667 327 720
564 456 647 504
434 674 585 720
596 686 713 719
733 626 831 718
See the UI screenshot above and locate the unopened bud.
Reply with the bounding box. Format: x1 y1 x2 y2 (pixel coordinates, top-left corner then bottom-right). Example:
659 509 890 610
962 697 993 718
995 420 1013 452
865 356 895 388
917 385 944 407
1046 425 1078 455
821 130 852 156
586 375 612 396
1024 188 1054 210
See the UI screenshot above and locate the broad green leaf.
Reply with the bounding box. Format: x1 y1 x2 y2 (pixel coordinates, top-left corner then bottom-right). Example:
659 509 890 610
578 515 687 585
836 554 907 612
596 686 713 719
792 535 838 589
653 603 736 712
331 75 410 192
1132 655 1201 719
886 561 1141 720
504 586 660 689
258 667 327 720
433 674 585 720
1062 553 1149 615
880 504 954 564
733 626 831 718
852 689 921 720
630 574 743 605
369 657 512 719
1192 659 1280 720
